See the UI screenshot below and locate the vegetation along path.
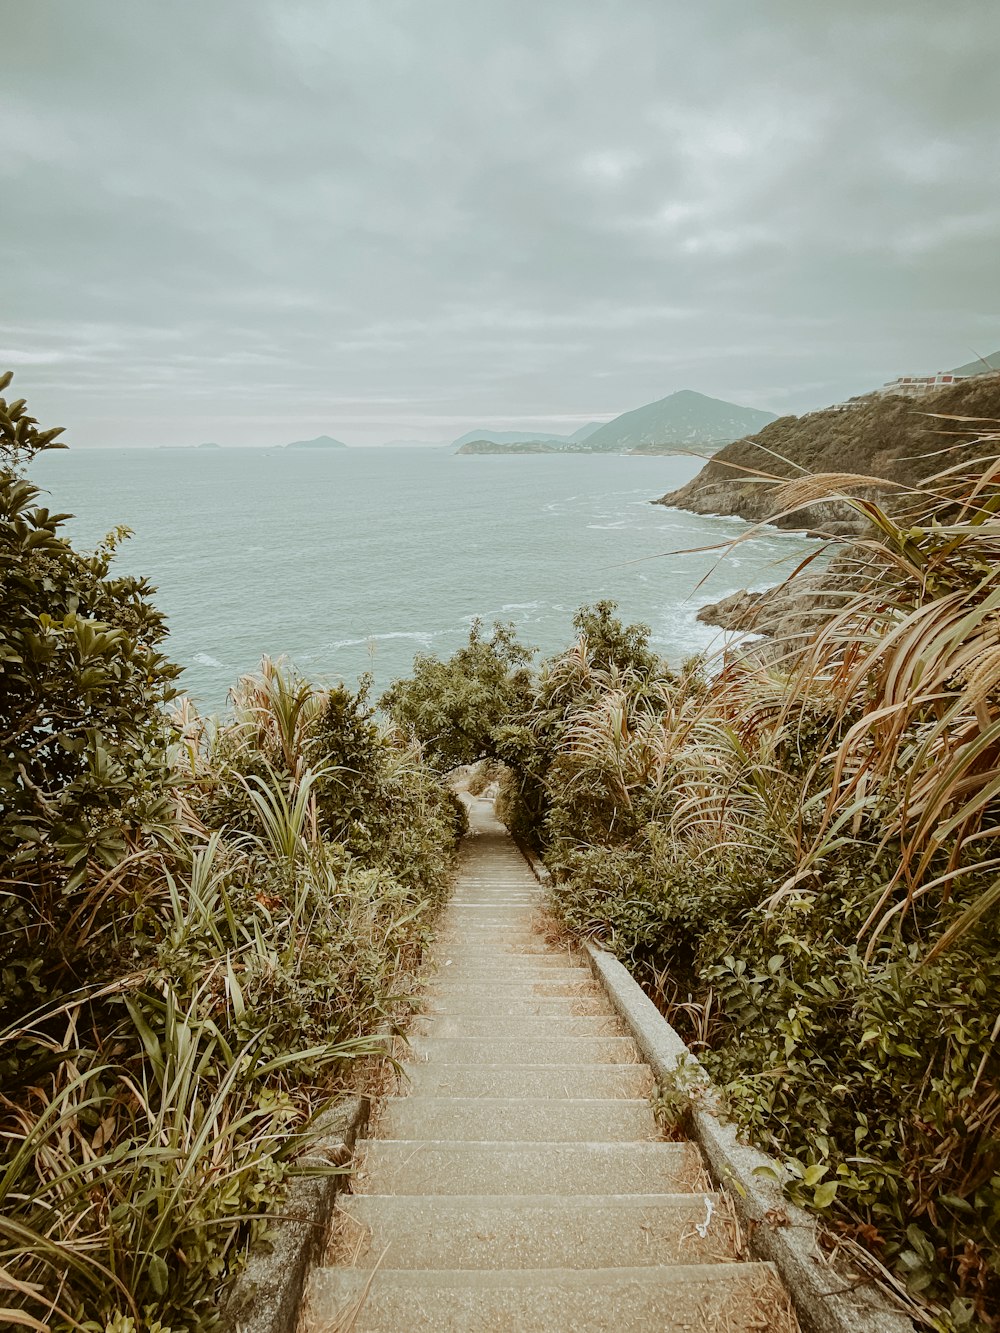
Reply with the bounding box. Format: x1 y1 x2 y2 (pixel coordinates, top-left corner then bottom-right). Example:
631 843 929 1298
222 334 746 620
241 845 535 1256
300 796 796 1331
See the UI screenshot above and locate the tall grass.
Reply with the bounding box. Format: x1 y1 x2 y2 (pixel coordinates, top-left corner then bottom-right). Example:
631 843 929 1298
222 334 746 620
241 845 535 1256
2 660 461 1330
492 439 1000 1326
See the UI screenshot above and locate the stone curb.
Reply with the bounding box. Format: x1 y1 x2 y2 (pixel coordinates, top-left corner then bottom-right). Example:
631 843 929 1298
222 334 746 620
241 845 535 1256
585 944 914 1333
223 1092 370 1333
516 843 913 1333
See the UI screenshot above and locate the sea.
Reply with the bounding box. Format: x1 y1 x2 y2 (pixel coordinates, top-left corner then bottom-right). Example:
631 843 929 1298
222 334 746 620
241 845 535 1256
29 447 815 712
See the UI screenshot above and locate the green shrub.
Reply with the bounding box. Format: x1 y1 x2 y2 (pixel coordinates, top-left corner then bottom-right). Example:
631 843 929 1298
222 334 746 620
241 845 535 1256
0 384 464 1330
380 620 534 769
0 375 179 1022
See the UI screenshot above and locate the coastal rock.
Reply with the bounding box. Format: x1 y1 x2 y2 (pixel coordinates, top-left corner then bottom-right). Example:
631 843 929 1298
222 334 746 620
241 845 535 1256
697 572 846 643
657 375 1000 535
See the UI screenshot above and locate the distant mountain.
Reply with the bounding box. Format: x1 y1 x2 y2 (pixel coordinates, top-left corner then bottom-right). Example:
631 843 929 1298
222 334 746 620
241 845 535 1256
284 434 349 450
197 441 221 450
949 350 1000 378
569 422 603 443
580 390 777 453
451 429 574 447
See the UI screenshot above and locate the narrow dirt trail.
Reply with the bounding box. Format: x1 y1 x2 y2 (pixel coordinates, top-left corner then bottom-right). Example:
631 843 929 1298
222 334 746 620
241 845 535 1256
301 796 793 1331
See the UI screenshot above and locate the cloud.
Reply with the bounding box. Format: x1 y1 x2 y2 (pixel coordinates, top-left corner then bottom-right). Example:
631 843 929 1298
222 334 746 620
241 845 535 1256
2 0 999 445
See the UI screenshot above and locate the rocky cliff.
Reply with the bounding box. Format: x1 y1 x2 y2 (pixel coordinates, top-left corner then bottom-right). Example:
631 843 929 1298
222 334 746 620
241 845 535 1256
657 376 1000 535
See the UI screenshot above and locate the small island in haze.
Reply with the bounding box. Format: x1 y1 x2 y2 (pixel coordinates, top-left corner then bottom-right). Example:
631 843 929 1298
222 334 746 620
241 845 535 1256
284 434 349 450
455 438 559 455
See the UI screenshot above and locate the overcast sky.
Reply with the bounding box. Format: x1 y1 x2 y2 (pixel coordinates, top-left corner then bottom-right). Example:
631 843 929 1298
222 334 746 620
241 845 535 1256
3 1 998 447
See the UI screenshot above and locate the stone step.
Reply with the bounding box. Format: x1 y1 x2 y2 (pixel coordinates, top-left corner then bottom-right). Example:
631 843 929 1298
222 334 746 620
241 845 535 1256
433 930 547 943
440 912 538 922
397 1062 653 1099
424 970 594 991
433 940 551 953
427 972 596 990
429 957 589 973
407 1036 640 1065
378 1096 658 1142
425 986 595 1004
305 1263 782 1332
358 1139 698 1195
421 994 611 1017
435 933 568 944
431 952 580 967
445 910 539 917
445 901 541 911
413 1014 623 1039
424 974 600 993
337 1193 734 1269
443 909 538 917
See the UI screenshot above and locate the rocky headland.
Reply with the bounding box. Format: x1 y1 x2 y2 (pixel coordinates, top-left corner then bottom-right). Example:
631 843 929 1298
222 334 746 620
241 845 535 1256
657 375 1000 537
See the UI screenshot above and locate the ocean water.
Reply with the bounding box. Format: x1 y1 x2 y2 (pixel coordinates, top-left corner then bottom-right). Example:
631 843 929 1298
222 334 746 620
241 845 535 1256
29 448 814 710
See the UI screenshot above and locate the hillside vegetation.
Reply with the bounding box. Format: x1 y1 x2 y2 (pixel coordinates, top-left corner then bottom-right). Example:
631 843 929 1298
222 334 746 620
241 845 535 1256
659 374 1000 533
582 388 776 452
0 378 463 1331
385 444 1000 1330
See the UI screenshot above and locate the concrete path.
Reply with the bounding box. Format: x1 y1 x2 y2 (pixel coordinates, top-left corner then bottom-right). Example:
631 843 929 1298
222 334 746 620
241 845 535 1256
302 797 792 1331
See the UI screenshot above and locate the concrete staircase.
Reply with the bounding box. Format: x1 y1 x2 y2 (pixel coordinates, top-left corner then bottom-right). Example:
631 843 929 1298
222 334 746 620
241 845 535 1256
301 797 794 1332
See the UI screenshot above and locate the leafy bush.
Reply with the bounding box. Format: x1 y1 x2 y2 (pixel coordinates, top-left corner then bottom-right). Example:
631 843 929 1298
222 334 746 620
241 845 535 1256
380 619 534 770
0 375 180 1020
473 467 1000 1326
1 382 462 1331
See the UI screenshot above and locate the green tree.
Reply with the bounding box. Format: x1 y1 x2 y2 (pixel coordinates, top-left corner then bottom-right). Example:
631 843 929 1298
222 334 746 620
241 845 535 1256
380 620 534 770
0 374 180 1017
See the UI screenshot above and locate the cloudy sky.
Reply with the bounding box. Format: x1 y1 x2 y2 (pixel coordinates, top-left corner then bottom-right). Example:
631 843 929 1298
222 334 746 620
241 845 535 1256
3 1 998 446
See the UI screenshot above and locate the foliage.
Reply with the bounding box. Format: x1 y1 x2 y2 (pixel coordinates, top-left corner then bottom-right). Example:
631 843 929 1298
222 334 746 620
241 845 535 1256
495 600 679 851
380 619 534 770
0 374 180 1020
0 381 462 1332
470 463 1000 1327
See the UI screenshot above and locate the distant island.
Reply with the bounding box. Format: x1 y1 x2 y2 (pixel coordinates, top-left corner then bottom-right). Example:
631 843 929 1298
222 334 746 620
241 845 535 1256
451 424 601 449
454 391 775 455
455 439 559 455
284 434 349 450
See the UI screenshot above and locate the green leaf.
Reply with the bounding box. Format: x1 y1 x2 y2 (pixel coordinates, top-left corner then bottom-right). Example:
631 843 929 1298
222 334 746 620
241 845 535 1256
148 1252 170 1296
813 1180 838 1208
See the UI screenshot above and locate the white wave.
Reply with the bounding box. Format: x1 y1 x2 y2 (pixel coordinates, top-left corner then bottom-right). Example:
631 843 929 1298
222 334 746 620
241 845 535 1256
330 630 441 650
192 652 225 668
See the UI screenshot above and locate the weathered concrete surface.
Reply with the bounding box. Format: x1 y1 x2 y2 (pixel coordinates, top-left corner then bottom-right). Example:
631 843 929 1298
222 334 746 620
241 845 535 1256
378 1094 658 1142
406 1034 642 1064
359 1139 700 1195
399 1060 653 1098
300 797 792 1333
307 1263 791 1332
339 1192 733 1268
